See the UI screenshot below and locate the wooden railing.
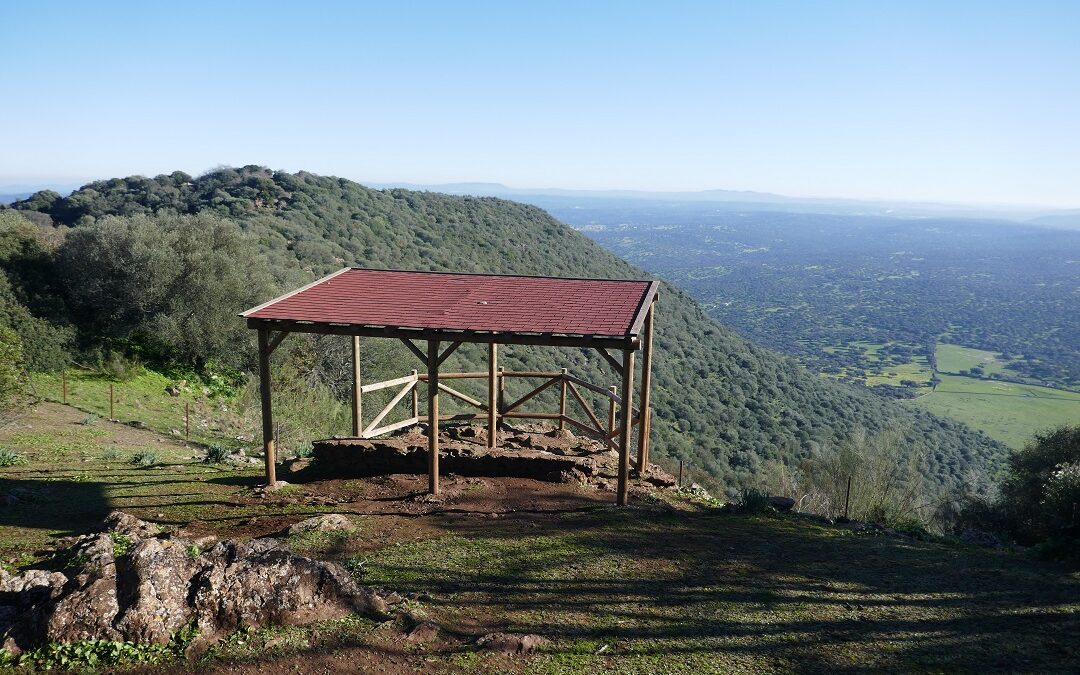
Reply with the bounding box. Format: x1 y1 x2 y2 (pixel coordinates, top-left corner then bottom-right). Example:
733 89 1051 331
356 369 639 446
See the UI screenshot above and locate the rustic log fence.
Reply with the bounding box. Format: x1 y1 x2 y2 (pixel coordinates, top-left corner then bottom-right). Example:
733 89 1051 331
354 369 641 450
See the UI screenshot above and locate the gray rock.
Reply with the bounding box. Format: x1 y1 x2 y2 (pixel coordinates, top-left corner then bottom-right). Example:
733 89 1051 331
286 514 355 535
0 511 388 654
476 631 549 655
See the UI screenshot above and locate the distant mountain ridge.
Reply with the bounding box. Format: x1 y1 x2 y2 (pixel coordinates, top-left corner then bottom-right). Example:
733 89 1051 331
373 181 1080 227
5 166 1008 495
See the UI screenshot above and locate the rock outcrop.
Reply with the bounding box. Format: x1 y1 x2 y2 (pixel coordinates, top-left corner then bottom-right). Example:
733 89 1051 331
0 512 388 655
298 424 677 490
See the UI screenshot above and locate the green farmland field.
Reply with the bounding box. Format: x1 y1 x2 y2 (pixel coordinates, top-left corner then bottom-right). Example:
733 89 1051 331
935 343 1014 376
907 374 1080 449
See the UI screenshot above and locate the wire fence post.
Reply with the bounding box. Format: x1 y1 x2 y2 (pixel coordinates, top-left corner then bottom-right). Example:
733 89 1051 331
185 402 191 441
844 475 852 521
109 383 114 420
62 370 67 404
678 459 684 488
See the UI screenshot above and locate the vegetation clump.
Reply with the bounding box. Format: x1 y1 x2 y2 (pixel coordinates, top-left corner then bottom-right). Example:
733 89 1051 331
0 447 26 466
129 450 160 467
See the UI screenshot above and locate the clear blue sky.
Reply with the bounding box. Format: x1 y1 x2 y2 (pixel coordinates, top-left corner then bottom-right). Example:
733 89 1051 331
2 1 1078 207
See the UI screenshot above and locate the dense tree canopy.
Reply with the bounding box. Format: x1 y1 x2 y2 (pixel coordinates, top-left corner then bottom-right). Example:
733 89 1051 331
3 166 1008 495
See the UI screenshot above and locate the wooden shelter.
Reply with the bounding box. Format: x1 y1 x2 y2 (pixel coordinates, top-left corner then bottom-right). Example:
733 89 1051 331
241 268 659 505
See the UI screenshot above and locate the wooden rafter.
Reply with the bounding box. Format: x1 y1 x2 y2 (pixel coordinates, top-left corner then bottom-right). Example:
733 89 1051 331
595 347 624 377
267 330 290 355
436 341 462 367
400 338 428 365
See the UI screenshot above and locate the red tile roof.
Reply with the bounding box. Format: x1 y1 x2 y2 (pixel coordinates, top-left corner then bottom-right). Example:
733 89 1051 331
243 268 654 337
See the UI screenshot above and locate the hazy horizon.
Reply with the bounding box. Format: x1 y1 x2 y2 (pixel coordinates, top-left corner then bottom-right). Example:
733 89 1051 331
3 1 1078 208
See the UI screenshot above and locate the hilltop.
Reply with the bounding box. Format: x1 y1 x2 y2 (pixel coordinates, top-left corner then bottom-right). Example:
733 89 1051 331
4 166 1005 496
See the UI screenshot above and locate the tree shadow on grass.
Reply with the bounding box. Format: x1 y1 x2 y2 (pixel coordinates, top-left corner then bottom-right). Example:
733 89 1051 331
0 476 111 539
353 507 1080 672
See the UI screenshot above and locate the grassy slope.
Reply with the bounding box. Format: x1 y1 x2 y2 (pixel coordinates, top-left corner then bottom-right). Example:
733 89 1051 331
2 402 1078 673
909 374 1080 449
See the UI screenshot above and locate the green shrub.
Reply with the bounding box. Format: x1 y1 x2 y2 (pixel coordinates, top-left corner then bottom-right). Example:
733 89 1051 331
0 448 26 467
204 443 229 463
110 532 134 557
100 447 123 461
129 450 160 467
736 488 773 514
1000 425 1080 547
293 441 314 459
81 413 98 426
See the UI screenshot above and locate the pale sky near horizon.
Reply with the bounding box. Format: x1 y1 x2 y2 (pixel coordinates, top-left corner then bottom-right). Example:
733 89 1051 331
2 1 1078 207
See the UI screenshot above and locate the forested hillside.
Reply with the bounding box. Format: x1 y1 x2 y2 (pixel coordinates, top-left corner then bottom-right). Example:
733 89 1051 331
2 167 1006 496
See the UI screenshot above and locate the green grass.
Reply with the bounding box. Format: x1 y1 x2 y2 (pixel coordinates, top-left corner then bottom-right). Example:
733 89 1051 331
348 506 1080 673
909 374 1080 448
936 343 1013 376
28 369 238 447
3 395 1079 672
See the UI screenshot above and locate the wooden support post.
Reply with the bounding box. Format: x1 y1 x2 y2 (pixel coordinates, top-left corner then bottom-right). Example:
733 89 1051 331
636 303 655 472
616 349 636 506
497 366 505 428
410 369 419 419
844 475 852 521
351 335 362 437
109 383 114 420
427 340 440 495
607 385 617 450
558 368 568 431
258 329 276 486
185 402 190 441
487 343 498 448
62 369 67 404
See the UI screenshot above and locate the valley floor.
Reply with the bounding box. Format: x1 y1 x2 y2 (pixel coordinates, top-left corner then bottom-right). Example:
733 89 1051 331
2 404 1079 673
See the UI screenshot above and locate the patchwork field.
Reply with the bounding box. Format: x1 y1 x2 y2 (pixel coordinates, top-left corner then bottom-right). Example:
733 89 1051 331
908 374 1080 449
935 343 1015 377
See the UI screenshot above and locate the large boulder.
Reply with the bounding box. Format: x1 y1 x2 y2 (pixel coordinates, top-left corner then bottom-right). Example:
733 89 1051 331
0 512 388 655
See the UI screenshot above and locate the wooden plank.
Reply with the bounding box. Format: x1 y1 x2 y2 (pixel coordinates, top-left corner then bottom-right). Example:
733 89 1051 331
362 380 417 435
351 335 361 437
427 340 440 495
562 373 640 415
595 347 624 376
502 411 562 420
419 371 486 380
628 280 661 336
617 349 636 506
257 329 276 486
438 382 485 408
500 376 560 414
400 338 428 365
607 385 617 451
410 369 419 418
488 343 498 449
501 370 563 378
363 416 419 438
562 415 607 438
247 318 637 351
558 368 568 431
636 302 655 471
436 341 462 367
567 381 604 433
438 413 483 422
360 373 419 394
